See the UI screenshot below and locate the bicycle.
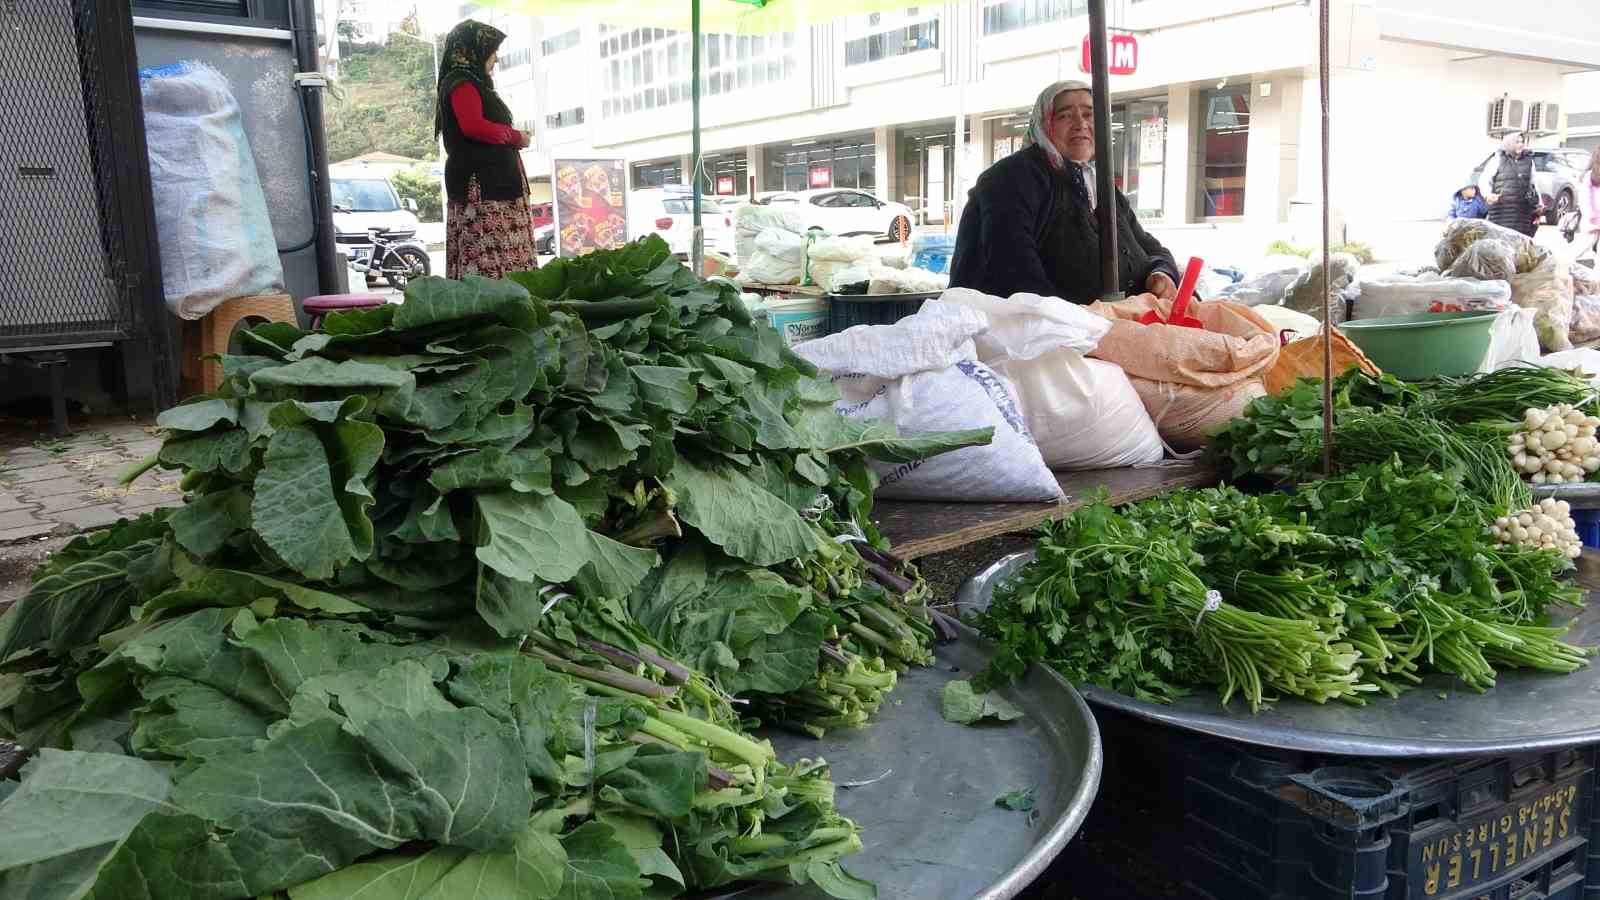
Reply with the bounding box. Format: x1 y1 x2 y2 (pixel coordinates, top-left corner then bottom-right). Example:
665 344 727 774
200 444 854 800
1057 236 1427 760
348 228 430 290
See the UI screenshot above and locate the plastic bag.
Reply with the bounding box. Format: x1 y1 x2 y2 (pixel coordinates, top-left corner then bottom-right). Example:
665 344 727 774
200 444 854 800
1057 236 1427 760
1283 253 1361 325
742 228 805 285
1217 265 1305 307
1508 258 1576 352
1264 331 1380 396
866 266 948 295
828 264 873 294
807 236 876 293
1251 304 1323 343
1447 239 1517 282
794 303 1063 502
1540 348 1600 388
1351 275 1511 319
1571 262 1600 300
140 61 283 319
1436 218 1550 275
734 205 808 268
934 289 1162 468
1572 295 1600 345
1483 307 1541 371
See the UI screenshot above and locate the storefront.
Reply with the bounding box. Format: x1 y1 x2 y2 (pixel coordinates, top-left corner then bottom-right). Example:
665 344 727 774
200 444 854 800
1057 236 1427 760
1197 86 1250 218
895 121 972 225
631 158 683 188
763 133 876 193
700 152 749 197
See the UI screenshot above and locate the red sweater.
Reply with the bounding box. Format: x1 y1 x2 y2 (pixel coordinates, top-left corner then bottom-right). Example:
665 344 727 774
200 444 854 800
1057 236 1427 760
449 83 523 147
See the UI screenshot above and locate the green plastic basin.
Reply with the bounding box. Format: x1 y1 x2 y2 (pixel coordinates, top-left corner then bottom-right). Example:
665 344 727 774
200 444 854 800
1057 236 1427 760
1338 310 1498 380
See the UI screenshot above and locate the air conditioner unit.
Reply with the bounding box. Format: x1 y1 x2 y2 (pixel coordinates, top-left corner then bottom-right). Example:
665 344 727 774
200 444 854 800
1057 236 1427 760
1486 96 1528 136
1529 102 1561 136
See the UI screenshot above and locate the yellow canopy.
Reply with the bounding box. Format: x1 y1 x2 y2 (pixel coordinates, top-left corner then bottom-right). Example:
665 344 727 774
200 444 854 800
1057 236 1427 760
470 0 913 35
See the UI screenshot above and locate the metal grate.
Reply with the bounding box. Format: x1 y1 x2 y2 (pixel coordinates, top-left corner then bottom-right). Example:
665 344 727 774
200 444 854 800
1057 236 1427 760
0 0 143 346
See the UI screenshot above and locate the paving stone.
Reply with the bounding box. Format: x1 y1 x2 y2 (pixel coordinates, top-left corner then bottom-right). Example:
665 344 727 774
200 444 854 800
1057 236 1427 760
118 494 183 515
18 476 95 500
8 463 75 483
0 449 58 471
52 505 126 532
0 490 31 514
0 522 54 543
0 509 43 532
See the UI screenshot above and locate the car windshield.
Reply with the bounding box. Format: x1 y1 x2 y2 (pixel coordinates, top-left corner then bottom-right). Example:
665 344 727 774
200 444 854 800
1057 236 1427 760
662 198 722 214
332 179 398 212
1554 151 1589 171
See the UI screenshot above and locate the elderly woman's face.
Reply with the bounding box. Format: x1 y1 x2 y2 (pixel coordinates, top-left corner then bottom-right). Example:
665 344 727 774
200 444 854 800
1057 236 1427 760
1050 91 1095 162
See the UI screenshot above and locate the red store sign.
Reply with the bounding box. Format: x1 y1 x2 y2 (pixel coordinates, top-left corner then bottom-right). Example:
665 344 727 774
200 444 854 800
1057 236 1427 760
1079 34 1139 76
808 166 833 188
716 175 735 195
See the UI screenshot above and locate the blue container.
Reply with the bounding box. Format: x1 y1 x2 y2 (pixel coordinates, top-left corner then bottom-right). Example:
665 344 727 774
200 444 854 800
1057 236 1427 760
1574 508 1600 550
909 233 956 275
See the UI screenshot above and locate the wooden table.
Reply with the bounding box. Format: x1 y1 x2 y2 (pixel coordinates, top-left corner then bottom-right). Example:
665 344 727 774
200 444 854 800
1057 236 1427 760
874 461 1219 559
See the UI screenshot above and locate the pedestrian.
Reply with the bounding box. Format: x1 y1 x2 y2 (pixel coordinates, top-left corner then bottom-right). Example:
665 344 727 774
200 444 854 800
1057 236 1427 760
1478 131 1541 237
948 80 1180 303
1447 183 1488 220
435 20 537 279
1577 148 1600 257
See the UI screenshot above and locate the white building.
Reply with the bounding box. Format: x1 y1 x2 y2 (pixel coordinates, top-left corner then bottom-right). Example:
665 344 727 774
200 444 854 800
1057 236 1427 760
459 0 1598 234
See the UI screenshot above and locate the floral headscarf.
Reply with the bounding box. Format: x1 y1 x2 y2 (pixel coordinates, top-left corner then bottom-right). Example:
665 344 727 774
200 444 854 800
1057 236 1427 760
435 20 509 137
1025 80 1091 170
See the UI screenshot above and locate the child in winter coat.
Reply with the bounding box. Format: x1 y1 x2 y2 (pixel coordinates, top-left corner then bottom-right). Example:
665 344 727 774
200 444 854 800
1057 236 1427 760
1448 184 1489 220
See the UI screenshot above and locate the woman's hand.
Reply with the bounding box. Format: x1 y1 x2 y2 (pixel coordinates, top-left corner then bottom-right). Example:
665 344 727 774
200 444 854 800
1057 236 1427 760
1146 272 1178 300
515 130 531 149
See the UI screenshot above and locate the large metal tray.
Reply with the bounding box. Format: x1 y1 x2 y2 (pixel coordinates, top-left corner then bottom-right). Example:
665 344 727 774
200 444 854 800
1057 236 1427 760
744 624 1102 900
961 551 1600 759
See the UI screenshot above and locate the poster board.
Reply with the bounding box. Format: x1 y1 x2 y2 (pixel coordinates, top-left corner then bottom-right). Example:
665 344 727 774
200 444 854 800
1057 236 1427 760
552 158 628 258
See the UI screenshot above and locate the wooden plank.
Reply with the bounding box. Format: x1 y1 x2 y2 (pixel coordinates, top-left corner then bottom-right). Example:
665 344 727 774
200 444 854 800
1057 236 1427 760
874 462 1220 560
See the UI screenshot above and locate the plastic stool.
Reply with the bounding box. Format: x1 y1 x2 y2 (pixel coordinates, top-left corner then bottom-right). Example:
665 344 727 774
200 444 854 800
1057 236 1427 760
303 293 386 329
183 293 297 395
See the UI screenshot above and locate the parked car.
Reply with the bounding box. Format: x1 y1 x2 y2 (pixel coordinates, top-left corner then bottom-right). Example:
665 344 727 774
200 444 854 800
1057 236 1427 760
1469 148 1590 225
530 201 553 229
627 187 734 257
765 189 913 241
534 222 555 255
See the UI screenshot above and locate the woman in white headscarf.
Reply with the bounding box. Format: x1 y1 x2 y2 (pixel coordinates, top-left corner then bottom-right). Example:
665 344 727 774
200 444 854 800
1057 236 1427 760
949 80 1179 303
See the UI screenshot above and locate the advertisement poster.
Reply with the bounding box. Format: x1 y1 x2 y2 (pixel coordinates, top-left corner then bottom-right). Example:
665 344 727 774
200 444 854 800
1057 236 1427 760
808 166 833 188
716 175 735 195
552 158 627 257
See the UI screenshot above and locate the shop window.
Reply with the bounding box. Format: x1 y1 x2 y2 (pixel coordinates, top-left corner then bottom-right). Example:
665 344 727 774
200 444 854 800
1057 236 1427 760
1198 87 1249 217
541 29 580 56
544 107 586 130
982 0 1087 36
845 18 939 66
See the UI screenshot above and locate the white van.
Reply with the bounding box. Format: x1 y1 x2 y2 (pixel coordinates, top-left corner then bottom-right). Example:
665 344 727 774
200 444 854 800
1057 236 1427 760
330 174 422 245
627 186 734 257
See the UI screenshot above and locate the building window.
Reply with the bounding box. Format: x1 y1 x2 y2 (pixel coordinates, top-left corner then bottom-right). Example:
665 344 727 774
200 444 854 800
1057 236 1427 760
501 46 531 69
599 29 797 119
631 160 683 188
541 29 580 56
133 0 289 26
845 17 939 66
1198 87 1250 217
1110 99 1167 219
982 0 1087 36
764 135 876 192
545 107 586 130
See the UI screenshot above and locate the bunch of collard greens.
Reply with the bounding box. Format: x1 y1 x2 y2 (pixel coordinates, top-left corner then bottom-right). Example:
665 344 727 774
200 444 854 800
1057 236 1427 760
0 237 989 900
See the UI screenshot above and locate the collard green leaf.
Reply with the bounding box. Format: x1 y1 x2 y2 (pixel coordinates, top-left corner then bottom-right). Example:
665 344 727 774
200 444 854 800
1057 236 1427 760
169 487 252 558
721 609 825 696
286 846 471 900
156 398 238 433
159 428 251 474
0 542 152 660
555 821 644 900
475 566 546 638
429 448 553 496
252 424 362 580
250 357 414 392
395 276 533 331
475 493 657 602
130 676 269 759
630 367 697 416
940 680 1024 726
664 459 821 566
798 862 877 900
84 811 250 900
0 749 173 900
995 788 1036 811
445 654 575 785
596 744 704 820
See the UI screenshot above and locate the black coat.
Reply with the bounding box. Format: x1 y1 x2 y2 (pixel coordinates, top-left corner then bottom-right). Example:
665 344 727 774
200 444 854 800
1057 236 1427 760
949 144 1179 303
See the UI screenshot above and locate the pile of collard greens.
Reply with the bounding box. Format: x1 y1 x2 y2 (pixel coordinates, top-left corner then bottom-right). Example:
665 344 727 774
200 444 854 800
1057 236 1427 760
0 237 987 900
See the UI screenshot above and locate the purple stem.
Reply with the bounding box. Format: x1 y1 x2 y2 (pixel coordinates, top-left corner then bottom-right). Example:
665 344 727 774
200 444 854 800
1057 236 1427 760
635 647 693 685
929 609 961 642
578 638 646 672
526 645 679 700
864 561 915 596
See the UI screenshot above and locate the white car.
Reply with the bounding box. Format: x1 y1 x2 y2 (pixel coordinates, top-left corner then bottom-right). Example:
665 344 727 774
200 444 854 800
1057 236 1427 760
627 187 734 257
767 189 913 241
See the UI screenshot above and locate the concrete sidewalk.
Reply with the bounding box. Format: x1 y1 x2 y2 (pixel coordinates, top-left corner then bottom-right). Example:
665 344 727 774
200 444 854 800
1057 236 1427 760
0 418 182 545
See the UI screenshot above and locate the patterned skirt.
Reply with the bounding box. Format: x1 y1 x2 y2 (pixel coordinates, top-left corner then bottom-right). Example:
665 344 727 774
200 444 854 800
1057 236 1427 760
446 176 538 279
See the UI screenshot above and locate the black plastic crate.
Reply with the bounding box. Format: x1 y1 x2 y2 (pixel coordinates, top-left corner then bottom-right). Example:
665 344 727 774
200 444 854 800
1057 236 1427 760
825 291 940 334
1066 706 1599 900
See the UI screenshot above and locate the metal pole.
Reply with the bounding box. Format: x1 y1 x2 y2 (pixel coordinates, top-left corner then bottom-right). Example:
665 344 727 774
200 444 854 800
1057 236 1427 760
1087 0 1120 300
1319 0 1334 477
291 0 340 298
690 0 704 274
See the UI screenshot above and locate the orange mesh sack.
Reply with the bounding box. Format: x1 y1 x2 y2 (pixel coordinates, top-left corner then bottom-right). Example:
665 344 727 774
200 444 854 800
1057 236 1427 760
1087 296 1280 388
1263 330 1381 397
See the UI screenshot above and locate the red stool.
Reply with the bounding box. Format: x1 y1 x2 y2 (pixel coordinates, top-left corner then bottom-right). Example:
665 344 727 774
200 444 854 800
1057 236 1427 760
303 293 386 330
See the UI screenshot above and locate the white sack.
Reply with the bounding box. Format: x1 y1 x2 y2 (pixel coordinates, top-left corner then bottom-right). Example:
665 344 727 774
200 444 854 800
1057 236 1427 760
933 290 1162 469
795 304 1063 502
742 228 805 285
140 61 283 318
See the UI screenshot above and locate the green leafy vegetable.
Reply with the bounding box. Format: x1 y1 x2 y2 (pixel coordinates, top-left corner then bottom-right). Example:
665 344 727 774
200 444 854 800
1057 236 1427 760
940 680 1024 725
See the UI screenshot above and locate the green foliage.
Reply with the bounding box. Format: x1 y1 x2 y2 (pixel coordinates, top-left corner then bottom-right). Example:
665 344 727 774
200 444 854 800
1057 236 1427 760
0 238 985 900
391 165 443 222
326 28 441 163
